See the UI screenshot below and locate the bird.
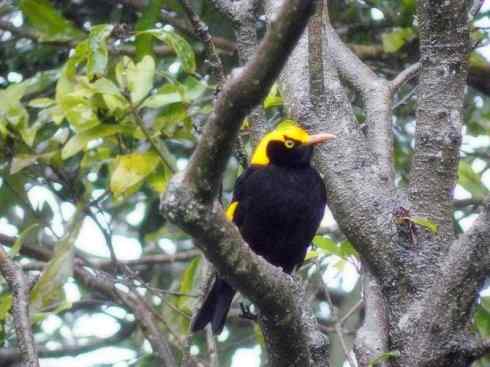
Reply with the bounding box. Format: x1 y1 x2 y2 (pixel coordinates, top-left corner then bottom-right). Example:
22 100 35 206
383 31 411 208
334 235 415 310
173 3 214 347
191 120 335 334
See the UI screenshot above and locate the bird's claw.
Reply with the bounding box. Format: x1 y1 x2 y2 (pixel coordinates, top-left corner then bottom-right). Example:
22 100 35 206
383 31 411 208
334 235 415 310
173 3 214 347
239 302 257 321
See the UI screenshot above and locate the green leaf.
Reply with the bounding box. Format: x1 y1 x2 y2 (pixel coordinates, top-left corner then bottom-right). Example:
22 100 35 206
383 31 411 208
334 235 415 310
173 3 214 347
313 235 338 253
110 151 160 195
28 98 55 108
0 294 12 321
368 350 401 367
410 217 439 234
30 207 83 316
177 257 201 309
475 302 490 337
20 0 84 42
91 78 128 111
154 103 190 137
11 224 39 257
305 249 319 261
92 78 123 96
0 84 29 131
458 161 489 199
264 84 283 109
140 29 196 73
19 69 60 97
62 125 122 159
87 24 114 78
127 55 156 104
80 146 112 168
142 84 184 108
382 27 415 53
135 0 164 59
182 76 208 101
10 152 55 174
174 257 200 333
58 90 100 132
65 41 90 78
481 296 490 313
147 164 172 193
254 323 265 346
313 236 358 259
115 56 132 91
10 154 38 174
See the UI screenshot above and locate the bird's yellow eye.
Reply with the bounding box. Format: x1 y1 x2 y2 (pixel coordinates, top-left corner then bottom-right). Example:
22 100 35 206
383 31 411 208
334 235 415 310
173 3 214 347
284 139 295 149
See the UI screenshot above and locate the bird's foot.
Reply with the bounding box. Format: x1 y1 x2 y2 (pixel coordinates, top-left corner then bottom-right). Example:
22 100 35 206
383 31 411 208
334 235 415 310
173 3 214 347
239 302 257 321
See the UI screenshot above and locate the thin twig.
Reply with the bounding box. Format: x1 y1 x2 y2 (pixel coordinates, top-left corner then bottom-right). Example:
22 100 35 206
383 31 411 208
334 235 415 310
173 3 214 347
469 0 485 20
389 62 421 94
130 107 177 173
393 85 417 110
324 287 357 367
339 299 364 325
179 0 226 84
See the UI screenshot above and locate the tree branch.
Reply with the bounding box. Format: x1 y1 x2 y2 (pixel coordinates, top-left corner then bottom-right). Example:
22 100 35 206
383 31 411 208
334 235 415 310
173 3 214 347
161 1 330 366
0 246 39 367
179 1 226 83
440 197 490 314
0 322 136 363
208 0 269 147
390 62 421 93
323 11 395 184
75 265 178 366
397 197 490 366
463 336 490 361
408 0 469 264
354 270 389 367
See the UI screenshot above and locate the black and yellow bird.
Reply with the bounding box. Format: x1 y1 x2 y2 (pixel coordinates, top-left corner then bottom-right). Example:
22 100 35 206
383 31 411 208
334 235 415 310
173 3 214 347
191 120 335 334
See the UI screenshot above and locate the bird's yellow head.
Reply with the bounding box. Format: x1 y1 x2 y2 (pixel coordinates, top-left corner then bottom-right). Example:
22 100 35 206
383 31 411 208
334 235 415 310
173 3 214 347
250 120 335 166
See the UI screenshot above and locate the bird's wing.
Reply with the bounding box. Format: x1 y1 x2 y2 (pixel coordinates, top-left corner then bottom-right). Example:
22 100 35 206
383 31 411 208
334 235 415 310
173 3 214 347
225 165 260 224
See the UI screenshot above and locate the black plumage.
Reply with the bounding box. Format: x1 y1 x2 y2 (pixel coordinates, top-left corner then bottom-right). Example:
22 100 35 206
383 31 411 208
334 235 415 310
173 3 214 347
191 124 331 334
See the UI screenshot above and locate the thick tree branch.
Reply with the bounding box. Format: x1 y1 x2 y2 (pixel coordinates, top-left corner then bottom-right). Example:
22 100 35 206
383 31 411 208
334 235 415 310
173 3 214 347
161 1 330 366
0 246 39 367
324 13 395 184
397 199 490 366
408 0 469 265
440 197 490 313
350 42 490 95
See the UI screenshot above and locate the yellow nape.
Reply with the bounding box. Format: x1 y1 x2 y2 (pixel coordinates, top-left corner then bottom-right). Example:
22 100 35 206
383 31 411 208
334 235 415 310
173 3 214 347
250 120 310 165
226 201 239 221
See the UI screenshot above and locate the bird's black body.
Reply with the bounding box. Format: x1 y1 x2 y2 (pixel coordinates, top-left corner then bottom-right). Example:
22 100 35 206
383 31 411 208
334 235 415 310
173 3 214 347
191 132 328 334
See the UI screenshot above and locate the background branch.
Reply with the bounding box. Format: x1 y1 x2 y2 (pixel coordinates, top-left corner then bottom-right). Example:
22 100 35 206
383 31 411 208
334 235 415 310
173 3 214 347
0 246 39 367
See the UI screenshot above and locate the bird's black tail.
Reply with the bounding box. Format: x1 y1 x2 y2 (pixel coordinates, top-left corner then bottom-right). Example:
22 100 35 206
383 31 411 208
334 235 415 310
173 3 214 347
191 277 235 335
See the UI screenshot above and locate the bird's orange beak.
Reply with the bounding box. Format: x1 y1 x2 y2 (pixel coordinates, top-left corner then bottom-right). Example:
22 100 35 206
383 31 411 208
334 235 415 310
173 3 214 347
306 133 336 145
